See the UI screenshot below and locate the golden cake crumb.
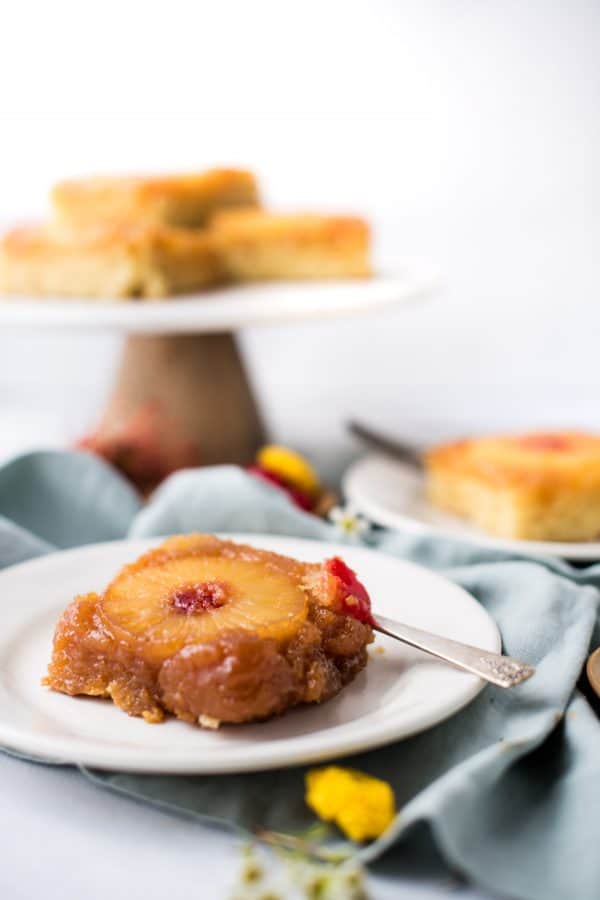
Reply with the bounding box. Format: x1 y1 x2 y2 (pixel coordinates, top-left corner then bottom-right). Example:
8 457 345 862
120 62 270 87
198 714 221 730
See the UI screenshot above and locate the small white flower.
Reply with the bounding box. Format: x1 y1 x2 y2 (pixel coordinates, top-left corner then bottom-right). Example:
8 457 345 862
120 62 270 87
328 505 370 541
229 844 368 900
292 859 368 900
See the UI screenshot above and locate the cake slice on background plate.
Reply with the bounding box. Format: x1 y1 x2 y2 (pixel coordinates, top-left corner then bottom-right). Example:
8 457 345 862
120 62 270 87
426 431 600 542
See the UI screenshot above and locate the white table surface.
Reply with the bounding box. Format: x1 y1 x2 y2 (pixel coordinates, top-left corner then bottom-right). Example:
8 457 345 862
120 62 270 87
0 753 495 899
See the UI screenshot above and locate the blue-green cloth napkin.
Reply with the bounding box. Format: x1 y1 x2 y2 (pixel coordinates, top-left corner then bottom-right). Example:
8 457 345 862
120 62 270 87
2 450 600 900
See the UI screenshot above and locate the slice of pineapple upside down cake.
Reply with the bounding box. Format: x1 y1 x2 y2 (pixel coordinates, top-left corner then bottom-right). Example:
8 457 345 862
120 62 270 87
44 534 374 727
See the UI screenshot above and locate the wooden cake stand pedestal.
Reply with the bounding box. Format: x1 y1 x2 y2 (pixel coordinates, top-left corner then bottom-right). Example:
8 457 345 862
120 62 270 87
102 333 265 466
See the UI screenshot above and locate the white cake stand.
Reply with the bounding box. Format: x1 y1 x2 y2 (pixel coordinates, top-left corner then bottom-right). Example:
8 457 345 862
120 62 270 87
0 266 435 464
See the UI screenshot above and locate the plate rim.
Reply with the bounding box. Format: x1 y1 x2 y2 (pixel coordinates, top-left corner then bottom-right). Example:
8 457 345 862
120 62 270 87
0 265 437 335
344 454 600 562
0 532 499 773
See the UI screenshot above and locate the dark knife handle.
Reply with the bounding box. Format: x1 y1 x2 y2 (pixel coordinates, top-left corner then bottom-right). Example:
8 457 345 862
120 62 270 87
348 420 424 469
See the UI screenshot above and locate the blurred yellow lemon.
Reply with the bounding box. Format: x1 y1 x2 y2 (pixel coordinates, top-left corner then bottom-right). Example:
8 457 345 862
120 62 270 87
257 445 320 498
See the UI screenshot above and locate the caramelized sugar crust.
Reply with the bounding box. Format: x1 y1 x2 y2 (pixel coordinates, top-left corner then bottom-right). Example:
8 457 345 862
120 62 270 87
44 535 373 725
426 431 600 490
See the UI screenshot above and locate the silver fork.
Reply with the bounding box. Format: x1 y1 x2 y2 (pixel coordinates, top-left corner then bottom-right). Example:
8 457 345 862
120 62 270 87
374 614 535 687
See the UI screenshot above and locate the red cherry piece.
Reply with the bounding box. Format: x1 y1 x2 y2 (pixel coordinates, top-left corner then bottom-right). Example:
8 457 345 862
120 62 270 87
247 465 313 511
325 557 374 625
517 434 572 452
171 582 228 615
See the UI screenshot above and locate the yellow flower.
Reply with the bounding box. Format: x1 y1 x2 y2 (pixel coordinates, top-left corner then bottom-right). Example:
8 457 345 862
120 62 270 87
305 766 396 843
257 445 320 497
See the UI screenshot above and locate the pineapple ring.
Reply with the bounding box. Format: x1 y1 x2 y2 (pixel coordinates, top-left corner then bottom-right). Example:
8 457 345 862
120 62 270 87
101 550 309 663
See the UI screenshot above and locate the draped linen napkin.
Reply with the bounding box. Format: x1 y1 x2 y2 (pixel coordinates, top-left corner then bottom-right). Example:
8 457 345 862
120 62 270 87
1 450 599 900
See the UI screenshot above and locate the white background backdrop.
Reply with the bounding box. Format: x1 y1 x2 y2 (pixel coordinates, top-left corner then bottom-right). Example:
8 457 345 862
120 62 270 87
0 3 598 897
1 0 599 471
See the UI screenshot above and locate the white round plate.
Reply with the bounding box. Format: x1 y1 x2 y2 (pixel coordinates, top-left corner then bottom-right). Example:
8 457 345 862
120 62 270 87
0 533 498 773
344 455 600 562
0 266 435 334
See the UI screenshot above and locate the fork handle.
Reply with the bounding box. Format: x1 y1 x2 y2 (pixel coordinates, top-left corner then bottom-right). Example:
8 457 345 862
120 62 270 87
347 421 424 469
373 614 535 688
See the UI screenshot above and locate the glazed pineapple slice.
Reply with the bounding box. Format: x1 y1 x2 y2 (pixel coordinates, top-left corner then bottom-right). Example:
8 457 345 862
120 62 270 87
100 534 309 664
